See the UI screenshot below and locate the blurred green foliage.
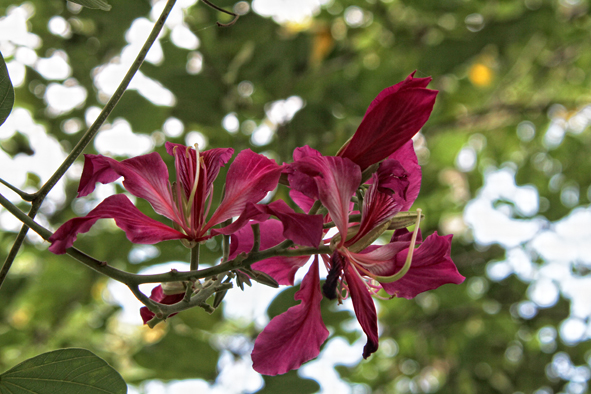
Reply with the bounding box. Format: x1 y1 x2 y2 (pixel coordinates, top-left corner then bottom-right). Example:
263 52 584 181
1 0 591 392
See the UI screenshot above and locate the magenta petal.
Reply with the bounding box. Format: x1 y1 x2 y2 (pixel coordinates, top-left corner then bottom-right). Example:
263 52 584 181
82 152 177 221
166 142 233 200
388 140 421 210
373 158 410 199
344 265 379 359
77 154 121 197
363 71 432 118
293 145 322 161
206 149 281 228
140 285 185 324
339 73 438 170
289 156 361 238
229 219 284 258
251 256 309 286
265 200 323 248
381 233 465 299
213 200 323 248
228 220 308 285
48 194 186 254
391 227 423 244
348 241 412 277
289 189 316 213
212 202 271 237
347 175 401 246
252 258 328 375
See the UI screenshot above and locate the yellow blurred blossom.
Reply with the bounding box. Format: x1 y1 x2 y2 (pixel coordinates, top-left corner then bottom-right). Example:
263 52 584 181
469 63 493 87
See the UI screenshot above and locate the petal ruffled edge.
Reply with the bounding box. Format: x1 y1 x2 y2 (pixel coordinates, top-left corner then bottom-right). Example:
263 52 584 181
206 149 281 229
48 194 187 254
381 233 465 299
78 152 177 221
338 74 438 170
287 155 361 240
251 258 328 375
344 264 379 359
214 200 323 249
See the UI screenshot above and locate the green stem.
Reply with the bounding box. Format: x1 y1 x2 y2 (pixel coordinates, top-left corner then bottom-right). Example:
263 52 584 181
0 204 39 290
0 178 34 201
190 244 200 271
250 223 260 253
147 273 232 327
0 192 332 287
308 200 322 215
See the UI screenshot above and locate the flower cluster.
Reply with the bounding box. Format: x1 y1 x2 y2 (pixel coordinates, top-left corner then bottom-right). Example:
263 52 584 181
48 72 464 375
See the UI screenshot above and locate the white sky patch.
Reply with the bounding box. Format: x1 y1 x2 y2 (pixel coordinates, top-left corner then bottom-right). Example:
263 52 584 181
163 117 184 137
252 0 330 24
94 118 154 157
0 4 41 48
251 96 305 146
6 60 25 87
466 167 591 347
47 15 72 38
300 337 365 394
456 146 477 172
171 25 199 50
464 198 543 247
266 96 304 125
124 17 164 65
222 113 239 134
0 108 68 206
560 318 587 345
15 46 37 66
85 106 102 127
531 208 591 265
185 131 208 149
528 278 559 308
35 50 72 80
131 352 263 394
251 122 274 146
464 168 543 248
0 3 41 90
44 80 87 115
186 51 203 75
222 280 278 329
92 15 177 106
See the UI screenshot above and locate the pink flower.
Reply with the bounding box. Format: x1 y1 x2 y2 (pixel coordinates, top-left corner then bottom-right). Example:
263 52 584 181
49 142 283 254
337 71 438 171
250 141 463 375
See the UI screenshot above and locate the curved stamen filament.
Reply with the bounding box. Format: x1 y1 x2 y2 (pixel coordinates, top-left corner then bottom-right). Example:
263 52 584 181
186 144 201 220
372 208 422 283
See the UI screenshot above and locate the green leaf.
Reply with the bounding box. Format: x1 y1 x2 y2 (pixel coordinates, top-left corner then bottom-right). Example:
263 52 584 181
256 370 320 394
0 348 127 394
133 326 219 381
0 51 15 128
68 0 112 11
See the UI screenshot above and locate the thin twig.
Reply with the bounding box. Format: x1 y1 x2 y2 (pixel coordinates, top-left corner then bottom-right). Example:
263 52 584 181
0 178 34 201
201 0 239 27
